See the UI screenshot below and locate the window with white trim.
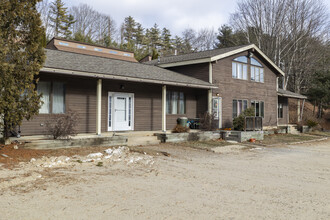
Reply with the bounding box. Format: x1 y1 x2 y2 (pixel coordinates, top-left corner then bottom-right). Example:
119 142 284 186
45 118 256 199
232 56 248 80
232 99 248 118
166 91 185 114
251 100 264 117
250 58 264 82
37 81 65 114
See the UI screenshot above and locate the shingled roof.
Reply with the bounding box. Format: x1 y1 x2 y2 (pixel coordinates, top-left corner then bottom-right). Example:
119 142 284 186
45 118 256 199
146 44 251 65
145 44 285 76
277 88 307 99
41 49 216 89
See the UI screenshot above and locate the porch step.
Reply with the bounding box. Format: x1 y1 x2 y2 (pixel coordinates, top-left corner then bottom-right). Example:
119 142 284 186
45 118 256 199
288 125 300 135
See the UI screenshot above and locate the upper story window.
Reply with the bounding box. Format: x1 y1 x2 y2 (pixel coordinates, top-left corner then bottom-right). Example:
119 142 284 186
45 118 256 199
250 58 264 83
232 56 248 80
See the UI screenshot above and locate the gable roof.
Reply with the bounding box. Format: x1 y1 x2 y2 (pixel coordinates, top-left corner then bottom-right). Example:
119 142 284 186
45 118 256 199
41 49 217 89
145 44 285 76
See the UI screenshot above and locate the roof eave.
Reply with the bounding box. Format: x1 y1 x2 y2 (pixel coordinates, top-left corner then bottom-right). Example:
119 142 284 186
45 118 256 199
277 92 307 99
158 44 285 76
41 67 218 89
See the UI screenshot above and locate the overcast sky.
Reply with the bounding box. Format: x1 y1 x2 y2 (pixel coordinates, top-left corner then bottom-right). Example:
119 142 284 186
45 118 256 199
65 0 239 35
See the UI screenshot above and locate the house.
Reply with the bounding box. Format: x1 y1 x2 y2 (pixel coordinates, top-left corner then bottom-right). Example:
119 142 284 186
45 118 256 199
144 44 306 129
19 38 216 136
19 39 305 137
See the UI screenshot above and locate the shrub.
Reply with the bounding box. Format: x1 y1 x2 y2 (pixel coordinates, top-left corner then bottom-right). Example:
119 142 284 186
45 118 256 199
45 110 79 139
172 124 190 133
233 107 255 131
306 119 318 128
199 112 217 131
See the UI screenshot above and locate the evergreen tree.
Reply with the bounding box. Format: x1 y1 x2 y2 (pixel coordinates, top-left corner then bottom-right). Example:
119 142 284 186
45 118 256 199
0 0 45 140
123 16 136 50
64 14 75 39
49 0 70 37
149 23 161 48
161 28 173 55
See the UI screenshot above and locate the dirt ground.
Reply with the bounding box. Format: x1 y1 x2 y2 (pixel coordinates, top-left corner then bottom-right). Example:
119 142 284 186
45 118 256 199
1 138 330 219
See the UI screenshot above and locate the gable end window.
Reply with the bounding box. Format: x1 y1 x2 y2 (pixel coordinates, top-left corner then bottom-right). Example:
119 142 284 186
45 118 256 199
250 58 264 83
166 91 185 115
232 56 248 80
37 81 65 114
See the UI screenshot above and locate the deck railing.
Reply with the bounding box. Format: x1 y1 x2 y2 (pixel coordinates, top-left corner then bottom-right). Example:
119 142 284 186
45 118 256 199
244 116 263 131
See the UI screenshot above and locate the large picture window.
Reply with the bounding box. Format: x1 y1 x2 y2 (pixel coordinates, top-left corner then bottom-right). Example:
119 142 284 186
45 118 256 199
166 91 185 114
251 100 264 117
250 58 264 83
232 99 248 118
232 56 248 80
37 81 65 114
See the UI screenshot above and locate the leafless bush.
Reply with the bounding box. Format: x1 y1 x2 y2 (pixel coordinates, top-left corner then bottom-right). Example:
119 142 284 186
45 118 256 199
45 110 79 139
199 112 217 131
172 124 190 133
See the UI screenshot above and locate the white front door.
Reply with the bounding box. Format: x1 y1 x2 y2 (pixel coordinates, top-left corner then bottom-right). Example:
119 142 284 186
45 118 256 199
108 92 134 131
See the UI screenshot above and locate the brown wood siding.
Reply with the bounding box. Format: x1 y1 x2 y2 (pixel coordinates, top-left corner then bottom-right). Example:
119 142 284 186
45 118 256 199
212 51 278 127
278 96 288 125
167 63 210 82
20 73 205 135
167 51 279 128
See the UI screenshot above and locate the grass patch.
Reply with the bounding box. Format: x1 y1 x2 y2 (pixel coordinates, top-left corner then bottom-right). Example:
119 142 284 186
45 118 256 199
178 139 233 150
96 162 103 167
307 131 330 137
256 134 321 146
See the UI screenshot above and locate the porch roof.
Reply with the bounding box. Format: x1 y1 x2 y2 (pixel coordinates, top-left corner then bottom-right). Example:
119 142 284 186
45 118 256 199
277 88 307 99
41 49 217 89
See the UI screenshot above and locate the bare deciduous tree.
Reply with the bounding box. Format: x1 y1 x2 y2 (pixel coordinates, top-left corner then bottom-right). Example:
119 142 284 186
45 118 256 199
230 0 329 93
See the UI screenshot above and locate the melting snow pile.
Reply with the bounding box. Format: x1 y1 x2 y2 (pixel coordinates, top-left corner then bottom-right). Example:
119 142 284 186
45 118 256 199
27 146 154 168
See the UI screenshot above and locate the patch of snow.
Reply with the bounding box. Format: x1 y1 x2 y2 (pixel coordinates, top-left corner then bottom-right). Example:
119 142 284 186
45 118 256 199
87 152 103 158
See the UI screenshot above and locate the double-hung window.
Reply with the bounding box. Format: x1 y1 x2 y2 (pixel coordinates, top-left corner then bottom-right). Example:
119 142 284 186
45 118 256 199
250 58 264 83
37 81 65 114
232 99 248 118
166 91 185 114
232 56 248 80
251 100 264 117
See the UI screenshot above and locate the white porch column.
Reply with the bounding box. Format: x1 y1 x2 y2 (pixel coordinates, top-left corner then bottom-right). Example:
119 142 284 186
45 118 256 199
208 89 212 114
96 79 102 135
162 85 167 132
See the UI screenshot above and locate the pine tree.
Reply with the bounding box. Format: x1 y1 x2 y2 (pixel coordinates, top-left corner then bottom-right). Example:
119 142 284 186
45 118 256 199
123 16 136 50
0 0 46 141
49 0 70 37
161 28 173 55
64 14 75 39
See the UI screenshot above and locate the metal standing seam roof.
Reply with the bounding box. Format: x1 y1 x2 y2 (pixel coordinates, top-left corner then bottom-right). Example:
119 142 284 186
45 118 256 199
277 88 307 99
145 44 253 65
41 49 216 89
